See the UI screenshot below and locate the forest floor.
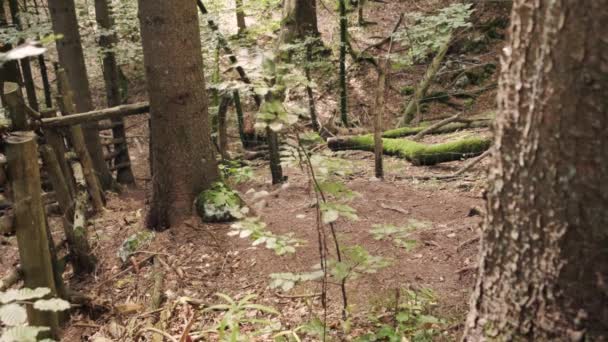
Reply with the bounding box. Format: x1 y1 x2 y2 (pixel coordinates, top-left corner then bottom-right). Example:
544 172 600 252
58 112 487 341
0 0 512 340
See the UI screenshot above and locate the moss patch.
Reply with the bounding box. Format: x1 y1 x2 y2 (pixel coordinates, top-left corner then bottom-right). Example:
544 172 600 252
335 136 491 165
196 182 245 222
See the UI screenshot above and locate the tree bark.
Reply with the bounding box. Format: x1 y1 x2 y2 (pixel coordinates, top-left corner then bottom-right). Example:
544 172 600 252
48 0 113 190
279 0 319 44
94 0 135 185
338 0 348 126
235 0 246 34
138 0 219 230
463 1 608 340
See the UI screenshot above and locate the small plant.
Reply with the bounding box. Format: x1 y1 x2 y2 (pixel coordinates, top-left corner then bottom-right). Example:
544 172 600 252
327 245 392 282
357 288 444 342
219 160 254 184
370 220 429 251
117 230 155 262
229 217 304 255
268 270 324 291
0 287 70 342
201 293 280 341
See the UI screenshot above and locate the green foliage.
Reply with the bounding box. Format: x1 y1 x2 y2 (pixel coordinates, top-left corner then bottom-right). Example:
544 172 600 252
370 220 429 251
393 3 473 66
268 271 324 291
196 182 246 222
327 245 391 281
229 217 304 256
320 202 358 224
357 288 444 342
117 230 155 263
219 160 254 184
201 293 279 341
0 287 70 342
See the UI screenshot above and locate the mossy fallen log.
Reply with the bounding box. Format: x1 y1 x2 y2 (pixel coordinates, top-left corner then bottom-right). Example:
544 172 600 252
382 120 490 139
328 135 492 166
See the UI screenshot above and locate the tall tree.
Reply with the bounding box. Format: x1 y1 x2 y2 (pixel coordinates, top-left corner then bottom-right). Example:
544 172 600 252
338 0 348 126
94 0 135 185
48 0 113 190
464 1 608 340
278 0 319 44
138 0 219 229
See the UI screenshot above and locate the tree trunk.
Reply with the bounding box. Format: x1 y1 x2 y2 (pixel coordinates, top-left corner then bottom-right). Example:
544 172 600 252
235 0 246 34
48 0 113 190
279 0 319 44
7 0 38 111
138 0 219 230
94 0 135 185
338 0 348 126
0 0 22 105
463 1 608 340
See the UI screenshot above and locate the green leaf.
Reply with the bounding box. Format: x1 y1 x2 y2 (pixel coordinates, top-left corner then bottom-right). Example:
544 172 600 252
0 326 50 342
33 298 71 312
321 208 339 224
0 288 51 304
0 303 27 326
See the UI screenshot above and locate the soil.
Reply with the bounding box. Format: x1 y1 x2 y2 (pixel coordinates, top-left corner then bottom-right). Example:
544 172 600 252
0 0 512 341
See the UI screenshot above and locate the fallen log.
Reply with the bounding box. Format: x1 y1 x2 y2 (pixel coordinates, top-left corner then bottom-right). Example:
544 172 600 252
382 119 490 139
327 135 491 166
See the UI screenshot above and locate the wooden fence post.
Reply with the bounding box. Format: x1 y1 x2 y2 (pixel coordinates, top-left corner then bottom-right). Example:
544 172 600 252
41 145 96 274
6 131 61 336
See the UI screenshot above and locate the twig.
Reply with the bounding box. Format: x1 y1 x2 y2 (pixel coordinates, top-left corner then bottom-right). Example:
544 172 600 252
274 292 323 299
94 254 156 290
457 236 480 252
379 202 409 215
136 327 178 342
415 148 491 180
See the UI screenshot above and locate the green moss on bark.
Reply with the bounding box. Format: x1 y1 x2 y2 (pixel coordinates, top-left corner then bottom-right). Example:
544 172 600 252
330 135 491 165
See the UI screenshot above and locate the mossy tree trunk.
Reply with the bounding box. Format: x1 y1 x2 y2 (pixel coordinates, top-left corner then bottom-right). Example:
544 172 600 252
48 0 113 190
138 0 219 229
463 1 608 340
94 0 135 185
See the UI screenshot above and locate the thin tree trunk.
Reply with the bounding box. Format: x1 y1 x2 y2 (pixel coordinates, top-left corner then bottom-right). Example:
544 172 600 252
305 43 320 133
37 55 53 108
94 0 135 185
463 1 608 340
48 0 113 190
0 0 22 105
398 35 451 127
138 0 219 229
235 0 246 34
338 0 348 126
233 90 247 147
8 0 38 111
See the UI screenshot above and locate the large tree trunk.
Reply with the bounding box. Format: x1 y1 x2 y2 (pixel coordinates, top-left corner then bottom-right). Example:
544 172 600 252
48 0 113 190
463 1 608 340
279 0 319 44
138 0 219 229
94 0 135 185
